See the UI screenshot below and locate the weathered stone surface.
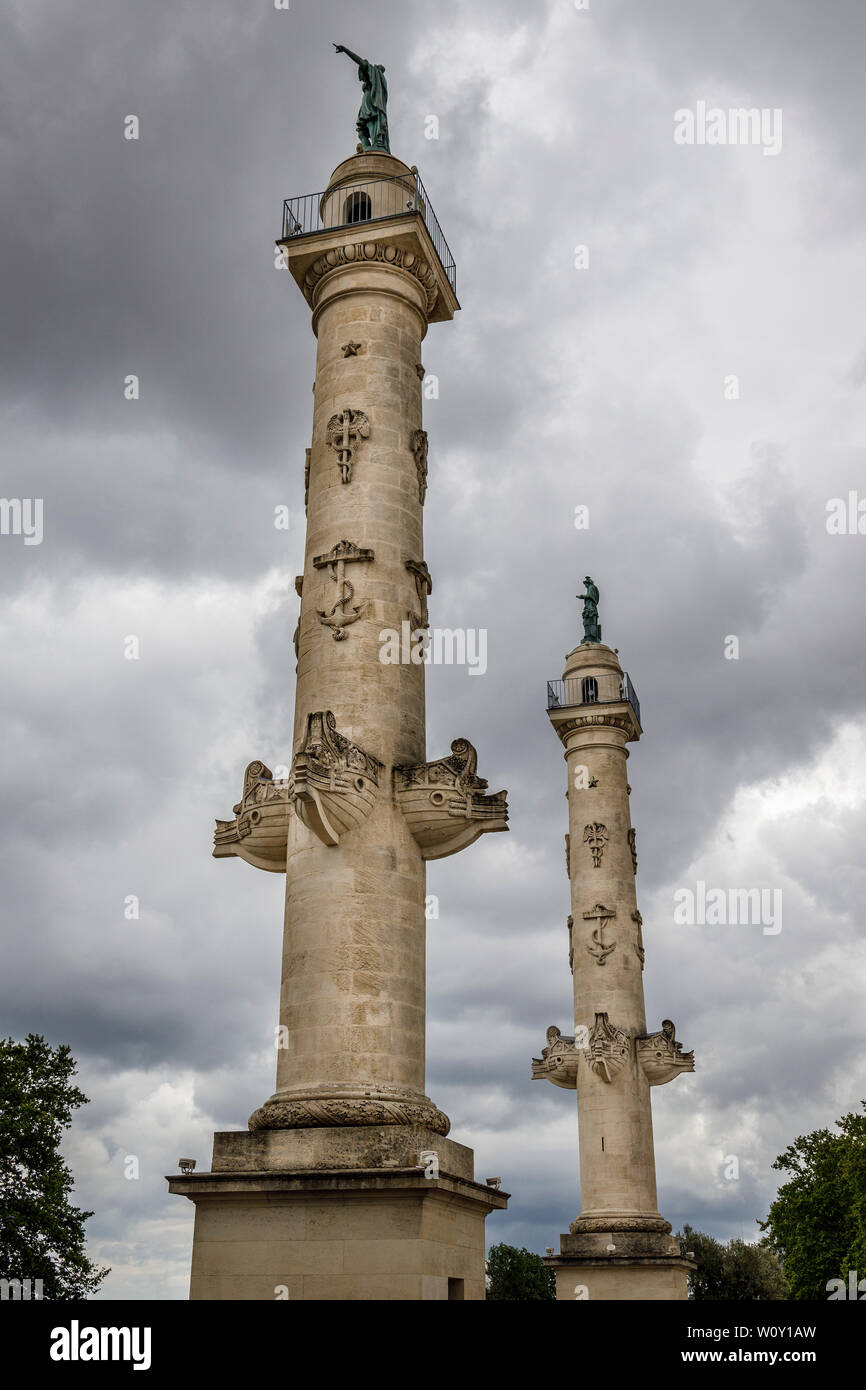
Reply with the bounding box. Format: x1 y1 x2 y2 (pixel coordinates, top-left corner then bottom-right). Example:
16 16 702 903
213 761 291 872
174 150 507 1300
536 636 694 1300
168 1165 507 1302
209 1123 474 1181
548 1255 693 1302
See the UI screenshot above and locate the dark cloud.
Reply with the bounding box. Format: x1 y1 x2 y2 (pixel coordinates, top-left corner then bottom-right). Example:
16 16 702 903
2 0 866 1296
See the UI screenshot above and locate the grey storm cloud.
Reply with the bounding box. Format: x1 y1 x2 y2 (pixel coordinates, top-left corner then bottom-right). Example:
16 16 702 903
2 0 866 1295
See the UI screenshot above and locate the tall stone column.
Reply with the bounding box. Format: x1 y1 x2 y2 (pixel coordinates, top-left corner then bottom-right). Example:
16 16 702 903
533 585 695 1300
168 150 509 1301
259 153 445 1135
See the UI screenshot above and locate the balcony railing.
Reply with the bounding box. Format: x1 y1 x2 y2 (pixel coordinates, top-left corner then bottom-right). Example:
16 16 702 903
281 172 456 294
546 673 641 728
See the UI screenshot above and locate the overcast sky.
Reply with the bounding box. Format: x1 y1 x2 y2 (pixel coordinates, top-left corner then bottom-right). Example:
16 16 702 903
2 0 865 1299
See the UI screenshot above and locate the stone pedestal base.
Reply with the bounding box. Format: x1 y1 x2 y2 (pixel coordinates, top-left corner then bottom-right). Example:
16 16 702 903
546 1223 694 1301
167 1125 507 1301
549 1255 692 1301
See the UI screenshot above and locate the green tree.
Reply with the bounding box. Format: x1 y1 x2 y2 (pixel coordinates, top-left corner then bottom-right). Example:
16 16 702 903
677 1224 788 1300
760 1102 866 1299
0 1033 108 1298
486 1243 556 1300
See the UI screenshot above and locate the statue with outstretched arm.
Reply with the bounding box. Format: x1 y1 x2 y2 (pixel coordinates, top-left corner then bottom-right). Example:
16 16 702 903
334 43 390 152
580 576 602 645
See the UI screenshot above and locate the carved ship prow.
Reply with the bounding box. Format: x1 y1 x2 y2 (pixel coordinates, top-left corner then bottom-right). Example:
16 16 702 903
531 1026 579 1089
290 710 383 847
394 738 509 860
213 761 292 873
637 1020 695 1086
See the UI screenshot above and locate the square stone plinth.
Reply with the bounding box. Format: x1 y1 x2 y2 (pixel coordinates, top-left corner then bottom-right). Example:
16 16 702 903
547 1253 693 1301
168 1127 508 1301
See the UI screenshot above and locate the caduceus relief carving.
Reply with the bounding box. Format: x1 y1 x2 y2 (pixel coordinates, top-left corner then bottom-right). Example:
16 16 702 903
583 822 608 868
313 539 375 641
326 408 370 484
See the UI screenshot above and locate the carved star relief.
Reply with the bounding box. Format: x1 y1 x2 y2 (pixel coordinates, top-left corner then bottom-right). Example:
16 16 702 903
341 341 363 357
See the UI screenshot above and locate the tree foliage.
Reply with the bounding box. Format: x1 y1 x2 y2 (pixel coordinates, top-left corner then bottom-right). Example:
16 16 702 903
0 1033 108 1298
486 1242 557 1300
677 1223 788 1299
759 1102 866 1299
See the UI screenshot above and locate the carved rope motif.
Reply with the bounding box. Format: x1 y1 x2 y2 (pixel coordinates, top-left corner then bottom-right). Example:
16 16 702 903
249 1095 450 1135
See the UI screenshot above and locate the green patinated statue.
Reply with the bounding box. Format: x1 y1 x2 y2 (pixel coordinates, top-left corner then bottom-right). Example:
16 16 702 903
580 576 602 644
334 44 390 152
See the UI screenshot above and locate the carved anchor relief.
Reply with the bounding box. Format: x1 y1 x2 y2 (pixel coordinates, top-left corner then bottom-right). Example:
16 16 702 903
314 539 374 640
293 575 303 660
405 558 432 631
584 822 608 867
628 826 638 874
583 902 617 965
326 408 370 483
632 909 645 968
412 428 429 504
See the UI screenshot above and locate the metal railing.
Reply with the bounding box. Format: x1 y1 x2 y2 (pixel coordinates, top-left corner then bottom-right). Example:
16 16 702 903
546 673 641 728
281 172 456 294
